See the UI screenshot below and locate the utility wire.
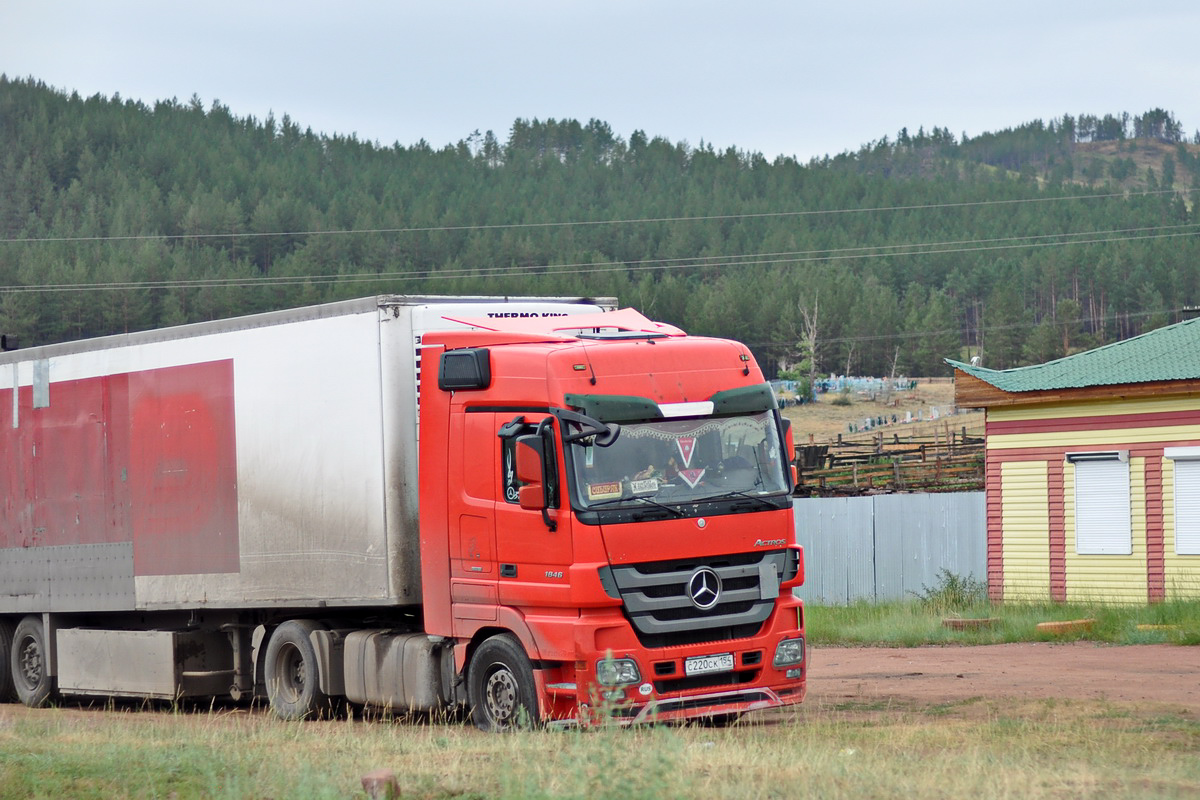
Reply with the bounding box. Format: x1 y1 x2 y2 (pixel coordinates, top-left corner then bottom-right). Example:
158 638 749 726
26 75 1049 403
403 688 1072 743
0 189 1183 245
2 222 1196 294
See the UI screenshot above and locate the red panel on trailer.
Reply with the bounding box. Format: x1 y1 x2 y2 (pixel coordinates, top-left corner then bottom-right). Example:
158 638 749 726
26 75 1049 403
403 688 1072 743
129 361 239 576
32 375 119 547
0 360 239 575
1 385 35 548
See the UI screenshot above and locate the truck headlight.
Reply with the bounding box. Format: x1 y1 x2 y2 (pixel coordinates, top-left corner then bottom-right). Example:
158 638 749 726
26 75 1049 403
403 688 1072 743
596 657 641 686
773 637 805 668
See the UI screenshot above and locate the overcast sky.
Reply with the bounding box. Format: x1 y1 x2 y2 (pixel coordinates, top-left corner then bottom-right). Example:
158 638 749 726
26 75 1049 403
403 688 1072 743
4 1 1199 162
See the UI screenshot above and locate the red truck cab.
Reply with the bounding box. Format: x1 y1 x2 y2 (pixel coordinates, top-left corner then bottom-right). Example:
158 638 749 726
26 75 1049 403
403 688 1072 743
418 309 805 728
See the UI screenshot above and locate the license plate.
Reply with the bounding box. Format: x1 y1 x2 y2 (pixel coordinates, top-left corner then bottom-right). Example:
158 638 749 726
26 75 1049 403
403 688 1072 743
685 652 734 676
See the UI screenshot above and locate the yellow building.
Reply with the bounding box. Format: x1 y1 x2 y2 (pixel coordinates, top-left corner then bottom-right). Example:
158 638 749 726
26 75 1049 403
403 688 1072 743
950 319 1200 602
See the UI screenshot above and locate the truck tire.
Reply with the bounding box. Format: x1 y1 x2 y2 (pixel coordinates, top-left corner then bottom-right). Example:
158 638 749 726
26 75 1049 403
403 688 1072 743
11 616 54 708
467 634 539 732
264 620 332 720
0 619 16 702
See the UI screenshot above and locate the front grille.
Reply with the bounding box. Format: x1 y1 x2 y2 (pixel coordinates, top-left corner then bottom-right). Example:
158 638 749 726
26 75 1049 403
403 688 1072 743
654 668 759 695
608 550 792 648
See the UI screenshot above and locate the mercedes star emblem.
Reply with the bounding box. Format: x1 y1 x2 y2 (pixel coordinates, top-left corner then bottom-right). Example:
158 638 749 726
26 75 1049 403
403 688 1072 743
688 567 722 610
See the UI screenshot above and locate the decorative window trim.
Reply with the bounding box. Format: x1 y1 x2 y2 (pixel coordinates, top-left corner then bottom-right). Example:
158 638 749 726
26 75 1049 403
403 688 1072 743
1065 450 1127 464
1164 446 1200 461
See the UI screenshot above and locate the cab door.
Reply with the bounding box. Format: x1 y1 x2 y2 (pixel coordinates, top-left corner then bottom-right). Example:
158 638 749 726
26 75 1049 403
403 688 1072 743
448 411 498 629
493 416 572 603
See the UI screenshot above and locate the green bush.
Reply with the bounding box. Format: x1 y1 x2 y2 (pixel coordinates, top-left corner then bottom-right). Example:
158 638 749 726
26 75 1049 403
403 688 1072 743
910 569 988 613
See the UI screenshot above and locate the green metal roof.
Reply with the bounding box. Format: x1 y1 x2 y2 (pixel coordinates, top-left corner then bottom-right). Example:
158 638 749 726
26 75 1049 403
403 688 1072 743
946 316 1200 393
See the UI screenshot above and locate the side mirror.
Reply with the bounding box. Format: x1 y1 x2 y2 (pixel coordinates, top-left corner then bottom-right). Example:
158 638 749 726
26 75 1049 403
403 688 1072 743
515 425 558 531
515 437 545 511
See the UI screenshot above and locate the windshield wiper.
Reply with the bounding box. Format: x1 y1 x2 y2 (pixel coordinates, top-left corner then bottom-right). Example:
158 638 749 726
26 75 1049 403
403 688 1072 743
695 489 782 511
586 494 684 517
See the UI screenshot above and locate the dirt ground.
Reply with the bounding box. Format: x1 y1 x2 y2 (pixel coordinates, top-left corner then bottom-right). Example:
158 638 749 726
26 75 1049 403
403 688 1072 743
798 642 1200 712
1 643 1196 731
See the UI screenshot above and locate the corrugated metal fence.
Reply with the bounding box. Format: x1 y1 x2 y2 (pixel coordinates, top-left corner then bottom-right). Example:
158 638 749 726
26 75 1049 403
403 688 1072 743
791 492 986 605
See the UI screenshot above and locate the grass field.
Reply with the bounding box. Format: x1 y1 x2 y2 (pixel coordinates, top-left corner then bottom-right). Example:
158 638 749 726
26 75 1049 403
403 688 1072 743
4 592 1200 799
807 580 1200 648
2 695 1199 799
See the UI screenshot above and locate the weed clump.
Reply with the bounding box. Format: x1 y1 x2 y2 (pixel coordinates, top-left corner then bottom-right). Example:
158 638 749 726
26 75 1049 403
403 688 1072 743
911 569 988 614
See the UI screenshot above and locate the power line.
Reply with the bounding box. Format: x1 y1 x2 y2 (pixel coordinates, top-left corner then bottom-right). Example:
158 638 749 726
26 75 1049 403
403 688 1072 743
2 221 1196 294
0 189 1182 246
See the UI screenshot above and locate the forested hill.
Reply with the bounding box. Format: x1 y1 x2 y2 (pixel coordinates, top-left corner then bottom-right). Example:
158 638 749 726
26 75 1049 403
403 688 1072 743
2 75 1199 378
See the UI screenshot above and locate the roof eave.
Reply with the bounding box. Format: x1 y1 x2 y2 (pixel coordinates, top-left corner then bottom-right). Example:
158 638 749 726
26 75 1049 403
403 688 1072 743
952 369 1200 408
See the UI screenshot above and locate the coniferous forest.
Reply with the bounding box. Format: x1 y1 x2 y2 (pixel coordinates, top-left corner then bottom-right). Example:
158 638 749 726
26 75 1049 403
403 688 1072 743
2 76 1200 378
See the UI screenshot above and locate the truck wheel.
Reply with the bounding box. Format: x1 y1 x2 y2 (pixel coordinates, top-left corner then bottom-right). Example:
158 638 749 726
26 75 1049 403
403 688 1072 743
467 634 539 732
0 619 16 702
264 620 331 720
11 616 54 708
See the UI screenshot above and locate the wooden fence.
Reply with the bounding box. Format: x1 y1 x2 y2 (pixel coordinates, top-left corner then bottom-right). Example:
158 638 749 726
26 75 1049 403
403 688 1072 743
794 425 984 495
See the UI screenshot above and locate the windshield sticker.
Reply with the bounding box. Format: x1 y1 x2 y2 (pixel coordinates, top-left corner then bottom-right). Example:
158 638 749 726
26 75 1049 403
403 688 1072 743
677 468 706 488
629 478 659 495
622 420 724 440
587 481 622 501
676 437 696 467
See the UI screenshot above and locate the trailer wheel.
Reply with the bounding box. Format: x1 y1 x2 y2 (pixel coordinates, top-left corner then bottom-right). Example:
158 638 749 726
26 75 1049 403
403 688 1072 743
11 616 54 708
0 619 16 702
264 620 332 720
467 634 539 732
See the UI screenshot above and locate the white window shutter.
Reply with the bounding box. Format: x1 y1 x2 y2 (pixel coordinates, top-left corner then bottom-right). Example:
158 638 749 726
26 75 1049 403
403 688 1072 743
1173 459 1200 556
1073 456 1131 555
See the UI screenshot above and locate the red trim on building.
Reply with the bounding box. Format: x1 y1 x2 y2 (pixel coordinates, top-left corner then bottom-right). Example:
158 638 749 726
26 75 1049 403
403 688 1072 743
983 447 1076 462
1048 460 1066 602
990 440 1200 461
985 436 1004 602
986 408 1200 436
1138 447 1166 602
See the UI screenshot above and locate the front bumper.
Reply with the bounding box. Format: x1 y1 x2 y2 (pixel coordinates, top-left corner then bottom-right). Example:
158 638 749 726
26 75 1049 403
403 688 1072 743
601 685 799 725
535 595 806 725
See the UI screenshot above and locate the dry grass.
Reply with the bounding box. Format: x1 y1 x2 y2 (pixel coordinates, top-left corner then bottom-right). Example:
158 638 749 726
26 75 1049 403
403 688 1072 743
2 698 1198 799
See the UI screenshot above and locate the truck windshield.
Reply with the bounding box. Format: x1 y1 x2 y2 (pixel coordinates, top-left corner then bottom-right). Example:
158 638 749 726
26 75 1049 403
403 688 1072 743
568 411 789 509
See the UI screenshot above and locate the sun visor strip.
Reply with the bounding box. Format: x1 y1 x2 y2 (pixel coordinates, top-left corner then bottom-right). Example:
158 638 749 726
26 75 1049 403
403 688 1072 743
709 384 778 414
563 393 663 422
